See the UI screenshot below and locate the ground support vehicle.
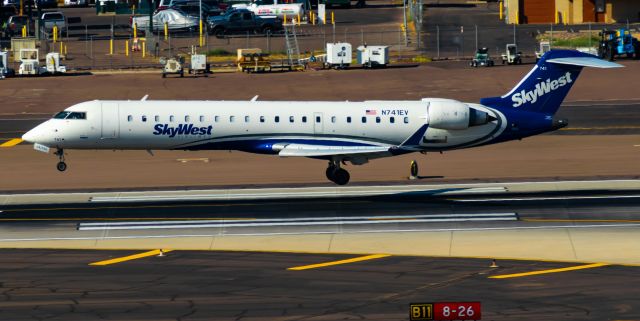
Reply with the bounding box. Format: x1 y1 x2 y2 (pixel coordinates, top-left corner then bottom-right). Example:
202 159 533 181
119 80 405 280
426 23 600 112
45 52 66 74
160 56 185 78
325 42 351 69
207 9 282 37
238 53 271 73
535 41 551 62
501 43 522 65
188 54 209 77
18 48 44 75
0 51 15 78
598 28 639 61
357 45 388 68
470 47 494 67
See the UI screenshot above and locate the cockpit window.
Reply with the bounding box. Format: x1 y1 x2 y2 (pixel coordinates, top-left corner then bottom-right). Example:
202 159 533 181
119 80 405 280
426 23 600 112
53 111 70 119
53 111 86 119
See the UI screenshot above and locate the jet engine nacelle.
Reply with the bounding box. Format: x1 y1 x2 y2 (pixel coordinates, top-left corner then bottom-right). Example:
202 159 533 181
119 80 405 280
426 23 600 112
427 99 492 130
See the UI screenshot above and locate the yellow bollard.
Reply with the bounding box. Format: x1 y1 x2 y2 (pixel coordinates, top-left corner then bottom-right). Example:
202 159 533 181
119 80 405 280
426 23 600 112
22 25 27 37
331 11 334 25
323 11 326 24
109 38 113 55
125 40 129 56
297 13 300 26
59 41 62 54
142 41 146 58
164 22 168 40
199 19 203 47
52 25 58 43
133 23 137 39
311 11 315 25
499 1 503 20
284 14 287 25
64 44 67 56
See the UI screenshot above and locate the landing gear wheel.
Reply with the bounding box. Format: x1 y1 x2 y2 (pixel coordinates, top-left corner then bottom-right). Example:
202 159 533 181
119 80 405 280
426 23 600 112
332 168 350 185
56 161 67 172
326 165 336 181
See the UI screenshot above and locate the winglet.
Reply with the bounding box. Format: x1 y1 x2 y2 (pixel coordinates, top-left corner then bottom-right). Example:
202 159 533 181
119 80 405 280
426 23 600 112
141 94 149 101
399 124 428 147
250 95 259 102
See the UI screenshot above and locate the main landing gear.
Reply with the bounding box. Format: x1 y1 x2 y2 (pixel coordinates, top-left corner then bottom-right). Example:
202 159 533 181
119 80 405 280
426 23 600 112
55 148 67 172
326 161 350 185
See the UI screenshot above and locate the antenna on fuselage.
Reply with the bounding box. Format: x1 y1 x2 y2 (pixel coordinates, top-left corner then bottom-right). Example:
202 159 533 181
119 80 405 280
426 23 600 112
141 95 149 101
250 95 259 102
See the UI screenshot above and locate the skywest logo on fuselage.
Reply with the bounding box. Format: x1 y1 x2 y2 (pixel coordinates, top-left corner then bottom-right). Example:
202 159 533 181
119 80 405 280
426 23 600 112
153 124 213 138
511 72 573 108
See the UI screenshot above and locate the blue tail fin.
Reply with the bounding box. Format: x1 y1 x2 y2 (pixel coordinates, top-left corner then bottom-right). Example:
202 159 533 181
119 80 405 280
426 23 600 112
480 50 621 115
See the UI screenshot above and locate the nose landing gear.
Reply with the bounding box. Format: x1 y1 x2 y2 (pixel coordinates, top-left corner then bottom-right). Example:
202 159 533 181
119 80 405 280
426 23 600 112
55 149 67 172
326 161 350 185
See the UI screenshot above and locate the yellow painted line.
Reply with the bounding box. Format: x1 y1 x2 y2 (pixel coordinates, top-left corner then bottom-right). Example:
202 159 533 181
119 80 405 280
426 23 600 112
288 254 391 271
89 249 172 266
489 263 609 279
0 138 23 147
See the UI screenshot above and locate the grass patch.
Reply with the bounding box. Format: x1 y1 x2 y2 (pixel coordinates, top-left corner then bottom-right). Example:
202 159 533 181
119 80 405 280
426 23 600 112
537 33 599 48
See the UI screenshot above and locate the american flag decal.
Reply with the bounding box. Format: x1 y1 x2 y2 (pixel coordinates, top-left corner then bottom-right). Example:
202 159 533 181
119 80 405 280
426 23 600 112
365 109 377 115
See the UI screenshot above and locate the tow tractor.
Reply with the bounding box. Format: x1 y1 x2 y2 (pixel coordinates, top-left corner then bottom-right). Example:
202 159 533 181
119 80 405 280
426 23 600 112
501 44 522 65
470 47 494 67
18 49 44 75
160 55 185 78
598 28 640 61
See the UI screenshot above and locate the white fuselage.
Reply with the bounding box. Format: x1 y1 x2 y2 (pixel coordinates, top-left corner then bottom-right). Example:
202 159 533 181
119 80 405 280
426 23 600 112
23 99 506 155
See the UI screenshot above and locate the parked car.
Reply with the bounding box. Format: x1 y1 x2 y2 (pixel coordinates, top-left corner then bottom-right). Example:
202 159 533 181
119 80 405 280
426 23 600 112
35 0 58 9
41 11 66 34
3 15 33 37
207 9 282 37
0 5 17 25
170 1 223 18
158 0 227 12
131 9 198 33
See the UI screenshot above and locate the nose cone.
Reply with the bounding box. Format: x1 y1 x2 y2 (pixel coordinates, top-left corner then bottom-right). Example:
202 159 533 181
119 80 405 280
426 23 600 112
22 128 38 143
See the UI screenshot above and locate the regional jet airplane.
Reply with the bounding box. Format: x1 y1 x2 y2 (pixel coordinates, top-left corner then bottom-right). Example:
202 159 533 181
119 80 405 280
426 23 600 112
22 50 621 185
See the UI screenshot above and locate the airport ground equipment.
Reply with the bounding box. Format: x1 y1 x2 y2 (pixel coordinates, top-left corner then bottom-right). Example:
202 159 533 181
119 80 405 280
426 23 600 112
501 44 522 65
325 42 352 69
0 51 15 79
160 56 184 78
597 28 639 61
284 24 303 70
45 52 66 74
238 52 271 73
535 41 551 62
470 47 494 67
188 54 209 77
357 45 389 68
18 48 44 75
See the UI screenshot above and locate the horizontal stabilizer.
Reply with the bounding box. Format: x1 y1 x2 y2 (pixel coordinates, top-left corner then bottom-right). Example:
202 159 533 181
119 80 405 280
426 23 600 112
547 57 623 68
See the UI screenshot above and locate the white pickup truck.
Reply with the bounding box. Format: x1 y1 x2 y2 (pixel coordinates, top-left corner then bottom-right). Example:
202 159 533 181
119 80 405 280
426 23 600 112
41 11 67 34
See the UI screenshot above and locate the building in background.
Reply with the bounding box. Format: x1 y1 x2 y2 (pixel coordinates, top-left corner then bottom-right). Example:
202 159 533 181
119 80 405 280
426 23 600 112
505 0 640 24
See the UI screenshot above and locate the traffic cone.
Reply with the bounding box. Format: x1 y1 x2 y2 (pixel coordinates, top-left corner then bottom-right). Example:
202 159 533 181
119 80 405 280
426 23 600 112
490 259 498 268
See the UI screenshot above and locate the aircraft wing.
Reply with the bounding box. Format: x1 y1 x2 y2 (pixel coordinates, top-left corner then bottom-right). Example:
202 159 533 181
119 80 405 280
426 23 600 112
277 144 391 157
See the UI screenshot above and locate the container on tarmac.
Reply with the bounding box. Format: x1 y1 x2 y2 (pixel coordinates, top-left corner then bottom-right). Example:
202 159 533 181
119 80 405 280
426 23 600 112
325 42 352 69
356 45 388 68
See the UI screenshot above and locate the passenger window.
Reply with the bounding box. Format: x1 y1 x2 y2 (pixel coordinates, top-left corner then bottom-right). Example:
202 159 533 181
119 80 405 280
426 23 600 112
275 116 280 123
404 117 409 124
142 115 147 122
155 115 160 122
347 116 352 123
127 115 132 122
316 116 321 123
260 116 265 123
302 116 307 123
170 115 175 122
245 116 250 122
390 116 395 123
376 116 381 123
199 115 204 122
185 115 190 122
289 116 294 123
331 116 336 123
230 116 235 122
361 116 367 123
214 116 220 122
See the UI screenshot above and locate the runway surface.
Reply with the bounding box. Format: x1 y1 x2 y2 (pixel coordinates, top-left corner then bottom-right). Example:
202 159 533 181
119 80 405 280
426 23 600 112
0 249 638 321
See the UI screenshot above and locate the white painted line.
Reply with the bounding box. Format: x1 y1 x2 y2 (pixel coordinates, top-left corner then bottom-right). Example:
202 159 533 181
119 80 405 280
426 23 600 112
77 214 518 231
3 223 640 242
78 213 517 227
454 195 640 202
